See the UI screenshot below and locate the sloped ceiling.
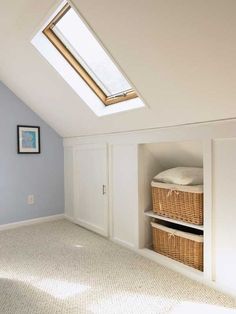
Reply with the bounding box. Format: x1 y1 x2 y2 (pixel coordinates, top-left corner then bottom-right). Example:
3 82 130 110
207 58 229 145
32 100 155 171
0 0 236 137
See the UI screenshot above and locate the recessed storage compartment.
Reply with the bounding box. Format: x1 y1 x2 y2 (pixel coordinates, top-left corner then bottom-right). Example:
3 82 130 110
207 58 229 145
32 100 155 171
151 220 203 271
151 181 203 225
138 140 204 272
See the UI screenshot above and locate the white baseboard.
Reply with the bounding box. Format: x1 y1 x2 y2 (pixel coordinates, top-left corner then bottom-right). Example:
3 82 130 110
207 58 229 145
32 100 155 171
138 248 204 281
111 237 135 250
0 214 65 231
64 215 108 237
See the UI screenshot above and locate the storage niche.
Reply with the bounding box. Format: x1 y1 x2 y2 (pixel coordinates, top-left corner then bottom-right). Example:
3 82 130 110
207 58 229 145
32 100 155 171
138 140 204 272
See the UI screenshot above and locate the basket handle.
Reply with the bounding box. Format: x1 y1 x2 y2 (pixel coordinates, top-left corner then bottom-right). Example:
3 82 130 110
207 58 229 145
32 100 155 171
167 189 180 197
168 232 176 248
168 232 176 239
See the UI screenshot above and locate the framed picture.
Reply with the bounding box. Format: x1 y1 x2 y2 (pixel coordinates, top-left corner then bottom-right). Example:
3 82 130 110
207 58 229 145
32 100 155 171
17 125 41 154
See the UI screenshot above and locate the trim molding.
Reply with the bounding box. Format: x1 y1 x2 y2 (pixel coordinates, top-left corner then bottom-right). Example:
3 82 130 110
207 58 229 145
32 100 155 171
0 214 65 231
64 215 108 237
63 118 236 147
63 116 236 141
111 237 135 250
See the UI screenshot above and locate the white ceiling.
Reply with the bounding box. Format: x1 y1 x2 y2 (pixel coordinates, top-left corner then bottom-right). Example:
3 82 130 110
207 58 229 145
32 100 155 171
1 0 236 137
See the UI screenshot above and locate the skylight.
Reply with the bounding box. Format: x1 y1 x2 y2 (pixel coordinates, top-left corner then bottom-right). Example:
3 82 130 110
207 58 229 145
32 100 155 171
43 3 137 106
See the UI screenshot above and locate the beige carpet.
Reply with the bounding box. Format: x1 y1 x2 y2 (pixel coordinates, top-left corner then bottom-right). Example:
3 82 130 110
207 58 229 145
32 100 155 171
0 219 235 314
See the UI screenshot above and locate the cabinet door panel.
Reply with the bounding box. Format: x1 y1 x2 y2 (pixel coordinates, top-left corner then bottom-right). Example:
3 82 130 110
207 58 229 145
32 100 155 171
213 138 236 292
111 144 139 248
74 144 108 236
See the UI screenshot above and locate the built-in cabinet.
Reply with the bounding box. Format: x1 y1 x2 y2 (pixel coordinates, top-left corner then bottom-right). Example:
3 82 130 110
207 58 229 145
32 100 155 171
65 143 108 237
64 120 236 296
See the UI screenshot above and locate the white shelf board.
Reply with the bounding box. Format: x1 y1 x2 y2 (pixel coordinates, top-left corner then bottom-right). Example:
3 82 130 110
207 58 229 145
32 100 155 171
144 210 204 231
139 248 204 281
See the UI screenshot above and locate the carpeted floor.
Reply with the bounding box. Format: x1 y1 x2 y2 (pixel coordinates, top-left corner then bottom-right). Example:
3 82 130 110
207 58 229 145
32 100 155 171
0 219 235 314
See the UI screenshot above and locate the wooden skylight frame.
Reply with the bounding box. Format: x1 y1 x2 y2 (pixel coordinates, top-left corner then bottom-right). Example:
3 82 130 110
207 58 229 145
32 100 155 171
43 3 138 106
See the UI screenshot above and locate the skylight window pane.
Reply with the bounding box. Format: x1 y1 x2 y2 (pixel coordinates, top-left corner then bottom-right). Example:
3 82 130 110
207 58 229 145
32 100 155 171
53 7 132 97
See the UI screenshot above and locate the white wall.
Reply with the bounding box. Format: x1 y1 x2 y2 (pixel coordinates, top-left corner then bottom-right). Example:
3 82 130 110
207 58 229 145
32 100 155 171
145 141 203 169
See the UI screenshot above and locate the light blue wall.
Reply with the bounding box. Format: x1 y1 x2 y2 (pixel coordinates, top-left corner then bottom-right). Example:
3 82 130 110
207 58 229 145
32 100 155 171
0 82 64 224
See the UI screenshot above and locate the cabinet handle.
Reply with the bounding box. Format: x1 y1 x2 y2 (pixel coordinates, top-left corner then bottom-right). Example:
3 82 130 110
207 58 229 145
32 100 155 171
102 185 106 195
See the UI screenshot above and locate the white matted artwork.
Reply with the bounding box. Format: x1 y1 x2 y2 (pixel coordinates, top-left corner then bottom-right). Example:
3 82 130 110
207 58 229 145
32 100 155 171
17 125 40 154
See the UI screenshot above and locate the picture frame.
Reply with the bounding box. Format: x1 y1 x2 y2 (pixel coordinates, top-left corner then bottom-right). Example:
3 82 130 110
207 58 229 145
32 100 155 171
17 125 41 154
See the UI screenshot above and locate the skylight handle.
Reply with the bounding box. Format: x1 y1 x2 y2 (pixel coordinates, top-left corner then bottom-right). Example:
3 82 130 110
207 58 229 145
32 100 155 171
102 185 106 195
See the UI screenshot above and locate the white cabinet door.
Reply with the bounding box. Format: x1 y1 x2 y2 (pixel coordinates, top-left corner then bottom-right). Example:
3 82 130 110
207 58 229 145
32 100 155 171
213 138 236 293
73 144 108 237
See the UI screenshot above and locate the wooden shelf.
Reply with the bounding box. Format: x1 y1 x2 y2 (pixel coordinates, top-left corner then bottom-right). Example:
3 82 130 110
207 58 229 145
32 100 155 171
144 210 204 231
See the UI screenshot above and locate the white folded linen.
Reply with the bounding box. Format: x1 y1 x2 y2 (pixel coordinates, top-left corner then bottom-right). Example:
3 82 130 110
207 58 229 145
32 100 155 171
151 181 203 193
153 167 203 186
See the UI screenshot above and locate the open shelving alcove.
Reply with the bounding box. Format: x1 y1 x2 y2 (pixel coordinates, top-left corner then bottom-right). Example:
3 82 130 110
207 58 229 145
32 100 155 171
138 139 212 280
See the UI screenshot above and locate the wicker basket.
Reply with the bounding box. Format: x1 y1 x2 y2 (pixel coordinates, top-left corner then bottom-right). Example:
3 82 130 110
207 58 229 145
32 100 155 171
151 181 203 225
151 222 203 271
